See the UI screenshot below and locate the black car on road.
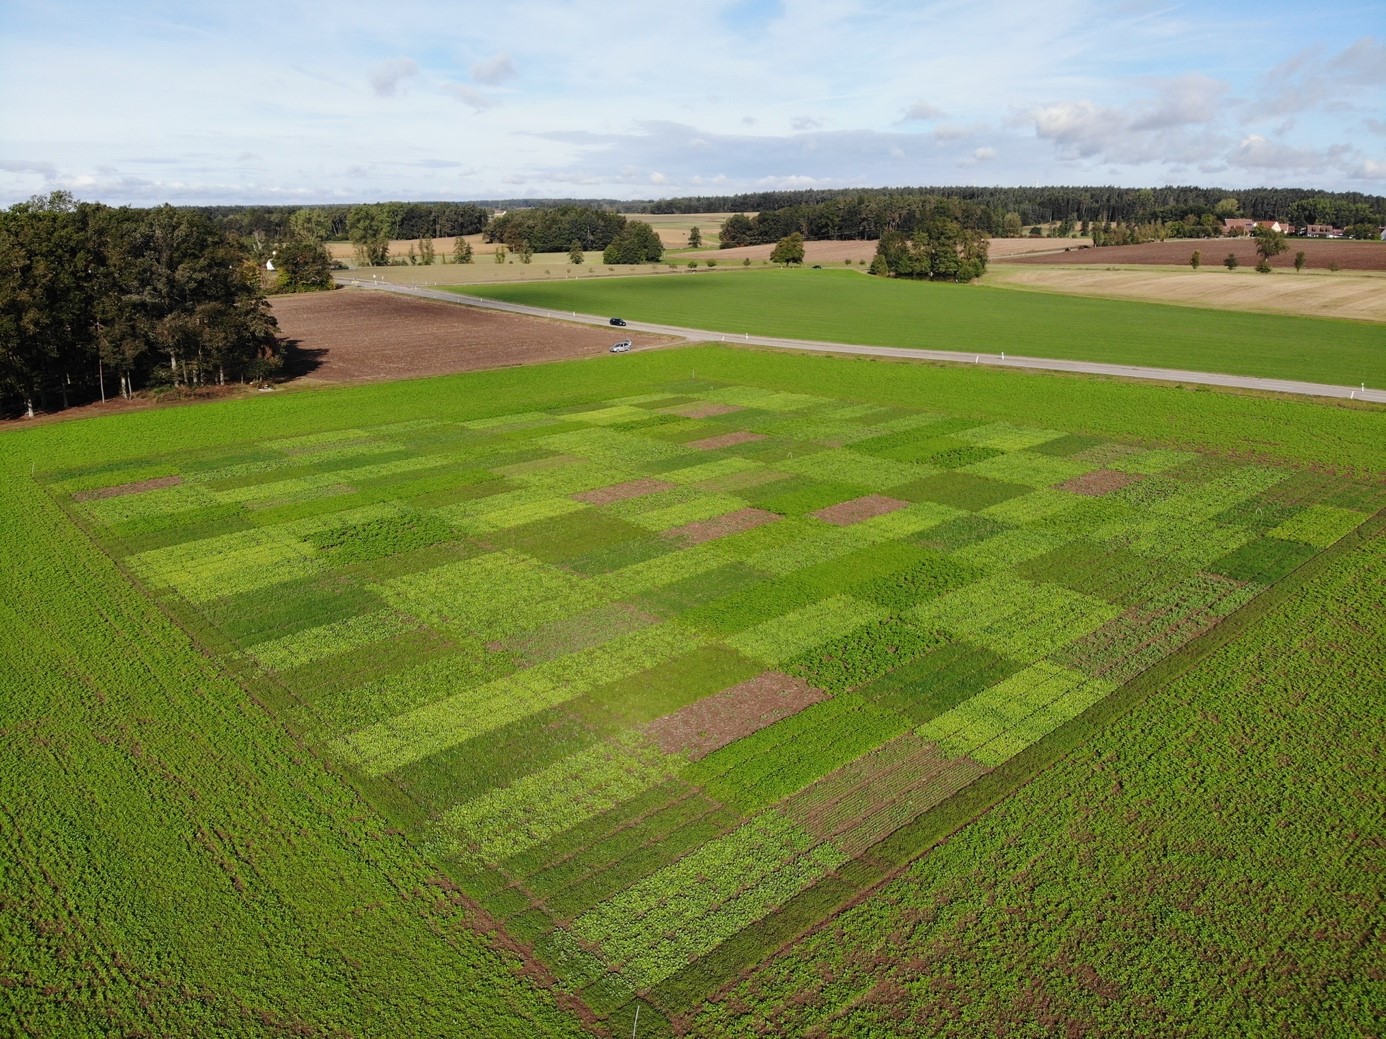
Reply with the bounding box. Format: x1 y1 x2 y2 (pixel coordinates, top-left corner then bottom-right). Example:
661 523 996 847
609 317 627 326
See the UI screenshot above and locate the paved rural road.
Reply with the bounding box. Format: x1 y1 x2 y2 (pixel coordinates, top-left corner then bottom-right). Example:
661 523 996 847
339 277 1386 404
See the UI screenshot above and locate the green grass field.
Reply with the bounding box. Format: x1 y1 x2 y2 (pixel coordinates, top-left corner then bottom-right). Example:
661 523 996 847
459 268 1386 388
7 346 1382 1036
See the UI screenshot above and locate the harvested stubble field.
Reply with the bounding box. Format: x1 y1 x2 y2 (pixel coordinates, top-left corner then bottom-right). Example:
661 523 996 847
41 354 1385 1036
271 288 673 383
1006 237 1386 270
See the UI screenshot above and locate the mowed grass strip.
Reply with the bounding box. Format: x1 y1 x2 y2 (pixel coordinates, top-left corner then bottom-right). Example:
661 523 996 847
461 268 1386 387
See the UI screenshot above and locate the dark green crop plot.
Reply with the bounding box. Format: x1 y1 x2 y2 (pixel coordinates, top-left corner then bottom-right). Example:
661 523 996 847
461 269 1386 387
5 344 1384 1038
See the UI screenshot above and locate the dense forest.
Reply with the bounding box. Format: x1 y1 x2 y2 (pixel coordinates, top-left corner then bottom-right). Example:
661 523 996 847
648 185 1386 228
0 193 280 419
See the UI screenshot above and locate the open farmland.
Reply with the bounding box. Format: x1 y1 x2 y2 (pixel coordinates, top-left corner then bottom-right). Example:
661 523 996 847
988 264 1386 323
272 289 674 383
1005 237 1386 271
459 269 1386 388
31 345 1384 1036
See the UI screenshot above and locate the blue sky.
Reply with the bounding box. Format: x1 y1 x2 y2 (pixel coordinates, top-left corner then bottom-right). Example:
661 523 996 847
1 0 1382 205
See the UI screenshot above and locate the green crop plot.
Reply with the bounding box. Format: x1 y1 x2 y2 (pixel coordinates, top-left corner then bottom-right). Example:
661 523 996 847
38 360 1383 1035
460 268 1386 387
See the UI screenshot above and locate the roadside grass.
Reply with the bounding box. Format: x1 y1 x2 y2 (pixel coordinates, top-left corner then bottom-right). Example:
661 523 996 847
458 267 1386 388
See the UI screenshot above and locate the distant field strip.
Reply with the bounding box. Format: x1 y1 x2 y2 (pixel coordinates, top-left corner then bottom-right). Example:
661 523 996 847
460 269 1386 387
57 375 1385 1029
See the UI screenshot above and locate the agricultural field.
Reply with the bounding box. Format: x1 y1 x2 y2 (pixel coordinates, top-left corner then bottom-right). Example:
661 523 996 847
459 269 1386 388
31 346 1384 1035
989 264 1386 324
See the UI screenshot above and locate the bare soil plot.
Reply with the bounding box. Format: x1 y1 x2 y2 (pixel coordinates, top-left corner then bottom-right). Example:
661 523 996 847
1057 470 1144 497
572 478 676 505
644 671 829 759
271 289 669 384
687 430 767 451
1005 238 1386 271
663 507 781 545
813 494 911 526
73 475 183 500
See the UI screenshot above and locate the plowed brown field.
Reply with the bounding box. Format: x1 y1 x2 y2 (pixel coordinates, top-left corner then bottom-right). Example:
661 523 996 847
270 289 671 384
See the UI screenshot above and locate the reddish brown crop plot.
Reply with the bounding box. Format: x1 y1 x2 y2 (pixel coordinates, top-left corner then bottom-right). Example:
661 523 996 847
663 507 780 545
644 671 829 759
1004 238 1386 271
572 478 675 505
663 401 743 419
687 430 767 451
270 289 673 385
73 475 183 500
813 494 911 526
1058 469 1144 497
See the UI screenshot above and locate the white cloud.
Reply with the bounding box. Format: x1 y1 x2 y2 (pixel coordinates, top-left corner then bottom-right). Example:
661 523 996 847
442 84 497 111
902 101 946 122
973 146 996 161
471 53 517 85
369 57 418 97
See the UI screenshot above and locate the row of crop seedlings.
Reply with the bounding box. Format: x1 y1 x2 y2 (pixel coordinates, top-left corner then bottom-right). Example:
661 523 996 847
50 385 1383 1018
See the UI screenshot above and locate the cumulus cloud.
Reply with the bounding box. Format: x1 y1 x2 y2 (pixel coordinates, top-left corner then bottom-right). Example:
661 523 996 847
471 53 517 85
370 57 418 97
1260 36 1386 116
443 84 497 111
902 101 946 122
1029 74 1231 165
1353 159 1386 180
973 146 996 161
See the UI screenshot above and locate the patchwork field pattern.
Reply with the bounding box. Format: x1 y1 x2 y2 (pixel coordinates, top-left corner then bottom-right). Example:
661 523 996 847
52 383 1383 1030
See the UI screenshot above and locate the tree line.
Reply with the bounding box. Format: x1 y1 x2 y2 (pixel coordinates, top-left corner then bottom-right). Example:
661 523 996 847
653 184 1385 229
1 192 281 419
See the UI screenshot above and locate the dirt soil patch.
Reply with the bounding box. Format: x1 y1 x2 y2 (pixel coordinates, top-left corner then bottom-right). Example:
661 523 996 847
1004 238 1386 271
1057 470 1144 497
664 507 781 545
271 289 672 385
687 430 767 451
572 478 676 505
813 494 911 526
73 475 184 500
644 671 829 759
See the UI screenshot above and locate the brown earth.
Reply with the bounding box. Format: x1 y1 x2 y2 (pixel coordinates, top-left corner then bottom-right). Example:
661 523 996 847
687 430 767 451
73 475 184 500
813 494 911 526
572 478 676 505
1057 470 1144 497
643 671 829 759
271 289 673 384
663 507 781 546
1004 238 1386 271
